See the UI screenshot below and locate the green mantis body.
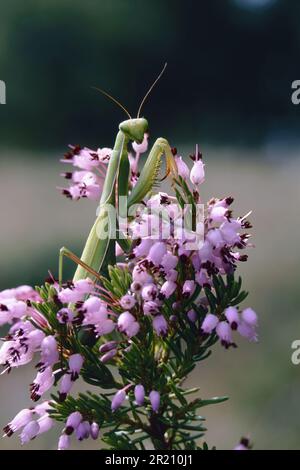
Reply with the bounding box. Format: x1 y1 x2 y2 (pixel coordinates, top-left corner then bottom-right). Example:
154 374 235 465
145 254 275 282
59 117 176 285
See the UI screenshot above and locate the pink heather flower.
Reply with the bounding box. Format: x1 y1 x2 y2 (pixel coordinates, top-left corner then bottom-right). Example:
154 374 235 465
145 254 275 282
195 270 211 287
133 238 153 258
234 438 250 450
0 339 33 368
142 284 158 301
69 354 84 380
120 294 136 310
160 280 177 299
90 422 100 440
190 159 205 185
40 335 59 367
126 321 140 338
166 269 178 282
198 241 213 263
58 287 84 304
175 155 190 179
153 315 168 336
76 421 90 441
238 322 258 342
97 147 112 162
216 321 232 346
117 312 139 337
132 265 153 285
241 308 258 327
161 253 178 272
3 409 33 436
72 147 101 171
132 133 149 155
59 373 73 401
57 308 74 324
65 411 82 434
100 349 117 363
225 306 240 330
36 415 54 435
206 229 224 248
83 296 106 313
147 242 167 266
182 280 196 298
201 314 219 334
220 220 241 244
143 300 160 316
58 434 70 450
20 420 40 445
209 205 229 223
149 391 160 412
130 281 142 293
118 311 135 331
134 385 145 406
111 389 126 412
34 401 53 416
234 443 248 450
73 278 94 295
94 319 115 337
30 366 55 401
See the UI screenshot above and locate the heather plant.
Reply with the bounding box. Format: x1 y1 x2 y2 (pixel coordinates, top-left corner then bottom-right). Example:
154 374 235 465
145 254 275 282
0 74 257 450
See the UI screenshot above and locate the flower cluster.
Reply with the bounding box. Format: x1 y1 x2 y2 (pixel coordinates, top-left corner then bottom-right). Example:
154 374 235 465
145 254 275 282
60 134 149 201
0 138 257 450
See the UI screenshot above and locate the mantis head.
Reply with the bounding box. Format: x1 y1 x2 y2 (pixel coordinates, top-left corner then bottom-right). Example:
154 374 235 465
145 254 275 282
119 118 148 143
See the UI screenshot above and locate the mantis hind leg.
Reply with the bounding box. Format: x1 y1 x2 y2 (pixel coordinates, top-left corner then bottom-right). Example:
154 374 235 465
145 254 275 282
59 246 103 287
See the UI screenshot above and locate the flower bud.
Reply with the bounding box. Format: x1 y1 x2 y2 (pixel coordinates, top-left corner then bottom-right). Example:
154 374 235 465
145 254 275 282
175 156 190 179
111 389 126 412
90 422 100 440
149 391 160 412
153 315 168 336
100 349 117 363
134 384 145 406
187 309 197 323
190 160 205 185
99 341 118 354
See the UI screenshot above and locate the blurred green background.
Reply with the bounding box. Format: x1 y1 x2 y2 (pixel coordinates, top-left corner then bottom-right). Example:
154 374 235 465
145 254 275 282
0 0 300 450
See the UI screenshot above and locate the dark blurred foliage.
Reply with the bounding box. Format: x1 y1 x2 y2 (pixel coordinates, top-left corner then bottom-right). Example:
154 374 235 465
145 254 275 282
0 0 299 151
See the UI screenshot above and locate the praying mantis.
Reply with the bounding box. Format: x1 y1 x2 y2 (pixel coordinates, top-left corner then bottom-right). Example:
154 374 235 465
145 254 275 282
59 64 177 286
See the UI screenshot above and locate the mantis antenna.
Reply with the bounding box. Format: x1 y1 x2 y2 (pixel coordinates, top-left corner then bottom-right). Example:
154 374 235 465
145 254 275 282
92 86 132 119
137 62 168 118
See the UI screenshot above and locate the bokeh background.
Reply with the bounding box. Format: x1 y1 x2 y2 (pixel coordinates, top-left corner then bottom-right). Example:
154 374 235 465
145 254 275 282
0 0 300 450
